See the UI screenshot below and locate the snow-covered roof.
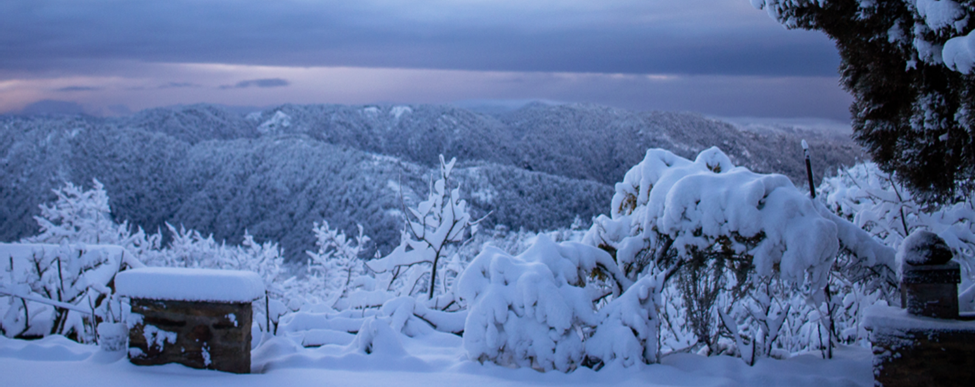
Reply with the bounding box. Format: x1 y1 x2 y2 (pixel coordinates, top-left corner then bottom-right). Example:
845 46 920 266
116 267 265 303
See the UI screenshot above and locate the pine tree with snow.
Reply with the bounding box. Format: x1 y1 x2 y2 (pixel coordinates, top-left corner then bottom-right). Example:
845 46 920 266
750 0 975 202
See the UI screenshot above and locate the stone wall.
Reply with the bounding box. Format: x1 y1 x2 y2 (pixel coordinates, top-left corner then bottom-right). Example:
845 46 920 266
128 298 252 374
866 306 975 387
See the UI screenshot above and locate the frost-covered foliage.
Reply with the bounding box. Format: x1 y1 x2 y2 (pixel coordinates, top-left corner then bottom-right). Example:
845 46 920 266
301 221 369 310
146 224 289 303
24 179 161 260
458 235 629 372
0 244 142 342
7 180 294 337
822 162 975 269
750 0 975 200
367 156 474 302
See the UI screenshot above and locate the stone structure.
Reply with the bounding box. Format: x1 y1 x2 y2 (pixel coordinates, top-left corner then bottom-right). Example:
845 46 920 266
116 267 265 374
866 306 975 386
128 299 253 373
865 230 975 387
901 261 961 318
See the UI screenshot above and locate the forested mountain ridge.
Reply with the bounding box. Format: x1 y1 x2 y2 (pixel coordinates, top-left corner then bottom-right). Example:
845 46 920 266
0 103 862 260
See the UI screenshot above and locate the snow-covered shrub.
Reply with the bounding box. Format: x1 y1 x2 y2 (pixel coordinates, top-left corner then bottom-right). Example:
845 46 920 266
0 243 141 342
151 223 291 334
585 274 665 367
0 181 151 342
301 220 369 309
155 224 289 299
24 179 162 262
458 234 628 372
367 155 474 304
815 161 975 340
587 147 839 287
822 161 975 277
584 147 888 362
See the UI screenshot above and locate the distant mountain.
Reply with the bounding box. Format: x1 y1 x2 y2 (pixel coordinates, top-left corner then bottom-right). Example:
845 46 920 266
120 104 259 144
0 103 863 261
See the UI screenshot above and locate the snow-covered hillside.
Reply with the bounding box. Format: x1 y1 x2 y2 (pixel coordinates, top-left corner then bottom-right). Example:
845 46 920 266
0 103 861 260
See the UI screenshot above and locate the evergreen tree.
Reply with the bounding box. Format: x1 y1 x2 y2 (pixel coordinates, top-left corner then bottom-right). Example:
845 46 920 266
751 0 975 202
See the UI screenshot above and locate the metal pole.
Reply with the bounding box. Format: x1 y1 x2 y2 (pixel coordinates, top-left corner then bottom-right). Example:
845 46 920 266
802 140 816 199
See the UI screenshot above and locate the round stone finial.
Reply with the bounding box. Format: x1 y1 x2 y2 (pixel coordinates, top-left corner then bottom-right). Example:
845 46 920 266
898 230 953 266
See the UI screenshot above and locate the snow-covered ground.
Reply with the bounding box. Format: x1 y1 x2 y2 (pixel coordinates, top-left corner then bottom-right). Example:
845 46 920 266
0 333 872 387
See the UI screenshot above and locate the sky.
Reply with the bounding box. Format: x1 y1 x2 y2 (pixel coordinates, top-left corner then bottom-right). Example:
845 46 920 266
0 0 850 120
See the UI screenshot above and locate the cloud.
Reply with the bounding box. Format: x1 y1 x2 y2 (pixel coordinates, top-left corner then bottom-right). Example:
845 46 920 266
0 1 839 78
0 65 851 120
219 78 290 89
55 86 102 92
158 82 200 89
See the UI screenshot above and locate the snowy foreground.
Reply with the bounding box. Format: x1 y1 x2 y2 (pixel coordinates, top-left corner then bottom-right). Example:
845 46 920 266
1 333 871 387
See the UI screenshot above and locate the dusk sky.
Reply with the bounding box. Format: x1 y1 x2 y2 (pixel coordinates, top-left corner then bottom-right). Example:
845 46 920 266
0 0 850 120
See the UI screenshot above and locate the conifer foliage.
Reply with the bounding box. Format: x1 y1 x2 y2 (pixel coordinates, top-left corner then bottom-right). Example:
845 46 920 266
751 0 975 201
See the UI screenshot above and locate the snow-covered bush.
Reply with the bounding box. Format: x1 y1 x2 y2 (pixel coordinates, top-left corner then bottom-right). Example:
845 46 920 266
587 147 839 287
822 161 975 274
24 179 162 262
301 220 369 309
150 223 291 334
820 161 975 315
0 243 142 342
458 234 628 372
154 224 289 298
0 181 150 342
367 155 474 305
585 274 665 367
584 147 893 362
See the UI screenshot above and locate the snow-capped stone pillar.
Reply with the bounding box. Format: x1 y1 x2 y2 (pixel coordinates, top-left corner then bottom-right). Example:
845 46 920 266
864 231 975 386
116 268 265 374
899 231 960 318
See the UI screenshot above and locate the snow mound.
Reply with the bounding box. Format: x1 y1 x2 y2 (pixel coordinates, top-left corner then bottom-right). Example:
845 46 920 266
116 267 265 302
898 229 953 266
943 30 975 73
346 317 407 356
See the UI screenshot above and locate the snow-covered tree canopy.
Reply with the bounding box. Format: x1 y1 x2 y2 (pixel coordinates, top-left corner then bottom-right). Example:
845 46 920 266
751 0 975 202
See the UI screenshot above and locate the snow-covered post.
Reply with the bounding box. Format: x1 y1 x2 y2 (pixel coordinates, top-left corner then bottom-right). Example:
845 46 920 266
898 230 960 318
367 155 473 301
802 139 815 199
